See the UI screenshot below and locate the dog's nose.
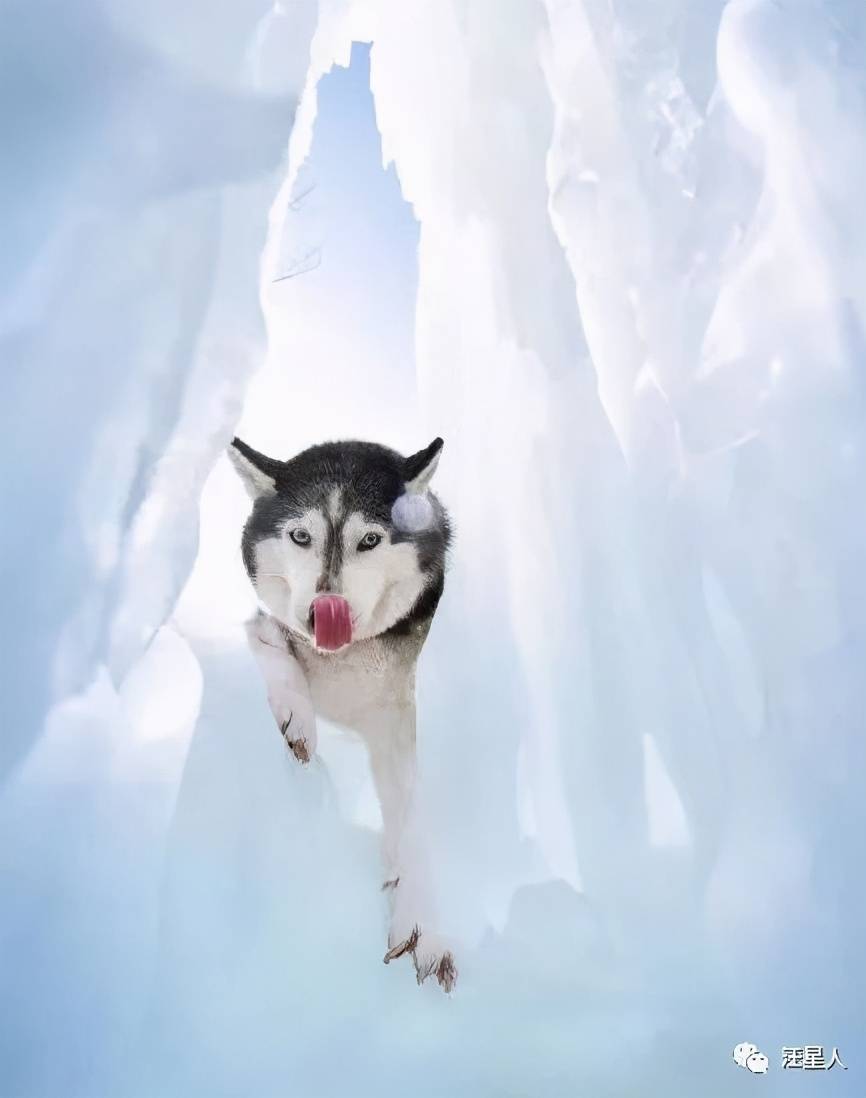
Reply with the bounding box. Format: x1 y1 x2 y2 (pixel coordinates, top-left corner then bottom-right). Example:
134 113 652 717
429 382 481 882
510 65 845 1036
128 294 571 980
315 573 339 594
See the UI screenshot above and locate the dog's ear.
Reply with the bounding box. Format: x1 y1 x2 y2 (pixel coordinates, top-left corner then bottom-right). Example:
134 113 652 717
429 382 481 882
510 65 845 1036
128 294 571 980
404 437 443 494
228 437 281 500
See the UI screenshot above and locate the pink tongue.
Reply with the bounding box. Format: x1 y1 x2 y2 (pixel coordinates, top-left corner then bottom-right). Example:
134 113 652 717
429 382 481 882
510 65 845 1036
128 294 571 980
312 594 353 651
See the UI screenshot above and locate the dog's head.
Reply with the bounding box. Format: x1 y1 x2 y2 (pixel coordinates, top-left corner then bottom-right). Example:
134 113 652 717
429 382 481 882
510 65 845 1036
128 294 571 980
229 437 450 650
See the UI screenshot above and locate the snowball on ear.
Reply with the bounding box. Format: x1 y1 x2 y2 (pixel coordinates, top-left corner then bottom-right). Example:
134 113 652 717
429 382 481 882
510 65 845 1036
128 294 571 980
392 492 435 533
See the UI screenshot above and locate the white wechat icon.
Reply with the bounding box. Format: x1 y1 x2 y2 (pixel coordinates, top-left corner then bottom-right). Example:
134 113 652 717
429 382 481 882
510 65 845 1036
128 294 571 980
733 1043 758 1069
733 1042 769 1073
747 1052 769 1074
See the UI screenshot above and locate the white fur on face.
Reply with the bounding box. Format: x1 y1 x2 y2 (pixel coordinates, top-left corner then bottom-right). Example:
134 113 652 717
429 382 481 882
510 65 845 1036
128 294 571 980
340 512 427 640
252 505 428 644
325 487 342 522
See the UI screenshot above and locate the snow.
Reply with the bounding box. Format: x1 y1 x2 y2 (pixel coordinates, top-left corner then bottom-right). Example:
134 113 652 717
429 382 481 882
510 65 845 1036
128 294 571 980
3 2 865 1095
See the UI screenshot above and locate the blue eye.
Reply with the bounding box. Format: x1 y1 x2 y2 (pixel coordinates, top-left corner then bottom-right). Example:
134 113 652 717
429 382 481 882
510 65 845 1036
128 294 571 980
358 531 382 551
290 528 311 547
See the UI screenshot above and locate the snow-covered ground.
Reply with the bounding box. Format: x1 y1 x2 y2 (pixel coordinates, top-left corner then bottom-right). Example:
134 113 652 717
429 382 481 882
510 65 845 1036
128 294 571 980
2 2 865 1095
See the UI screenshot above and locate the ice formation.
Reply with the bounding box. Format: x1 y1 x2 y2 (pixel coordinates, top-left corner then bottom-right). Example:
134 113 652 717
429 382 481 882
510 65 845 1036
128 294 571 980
2 1 865 1095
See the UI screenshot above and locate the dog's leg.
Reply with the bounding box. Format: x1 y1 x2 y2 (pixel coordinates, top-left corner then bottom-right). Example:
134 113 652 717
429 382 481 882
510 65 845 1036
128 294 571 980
365 707 457 992
245 612 317 764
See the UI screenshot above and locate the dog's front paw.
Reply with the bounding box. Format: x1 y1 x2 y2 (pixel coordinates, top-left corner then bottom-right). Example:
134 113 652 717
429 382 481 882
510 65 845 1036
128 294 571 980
412 933 458 992
280 717 310 763
383 926 458 993
383 923 420 965
276 708 317 764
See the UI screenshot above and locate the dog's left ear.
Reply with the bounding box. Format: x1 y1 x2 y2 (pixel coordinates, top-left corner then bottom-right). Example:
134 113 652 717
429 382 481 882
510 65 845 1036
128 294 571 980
228 437 282 500
404 437 443 494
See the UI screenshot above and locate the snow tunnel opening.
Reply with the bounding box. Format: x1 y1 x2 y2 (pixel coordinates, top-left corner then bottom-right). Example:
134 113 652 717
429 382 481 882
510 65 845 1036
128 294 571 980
253 40 423 456
174 42 422 830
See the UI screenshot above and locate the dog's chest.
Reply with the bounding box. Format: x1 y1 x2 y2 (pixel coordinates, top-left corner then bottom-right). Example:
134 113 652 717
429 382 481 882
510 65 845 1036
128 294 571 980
297 637 416 732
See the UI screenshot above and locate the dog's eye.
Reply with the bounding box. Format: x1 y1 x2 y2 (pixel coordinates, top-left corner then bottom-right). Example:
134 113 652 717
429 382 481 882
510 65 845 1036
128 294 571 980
358 531 382 551
289 528 311 547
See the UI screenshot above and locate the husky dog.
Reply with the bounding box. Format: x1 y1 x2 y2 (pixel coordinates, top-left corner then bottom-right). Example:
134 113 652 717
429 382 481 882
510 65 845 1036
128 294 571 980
229 435 456 991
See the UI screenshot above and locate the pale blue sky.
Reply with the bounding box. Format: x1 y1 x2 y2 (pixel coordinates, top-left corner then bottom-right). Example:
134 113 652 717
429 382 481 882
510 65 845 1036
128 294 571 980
244 41 426 458
278 41 419 396
306 40 419 315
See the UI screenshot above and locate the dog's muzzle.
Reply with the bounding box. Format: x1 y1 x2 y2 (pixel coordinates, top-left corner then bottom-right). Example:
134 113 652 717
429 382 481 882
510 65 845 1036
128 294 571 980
309 594 353 651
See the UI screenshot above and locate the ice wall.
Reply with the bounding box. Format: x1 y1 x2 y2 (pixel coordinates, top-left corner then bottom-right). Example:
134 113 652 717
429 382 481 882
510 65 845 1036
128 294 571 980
0 0 319 775
0 1 317 1093
2 1 865 1096
337 0 866 933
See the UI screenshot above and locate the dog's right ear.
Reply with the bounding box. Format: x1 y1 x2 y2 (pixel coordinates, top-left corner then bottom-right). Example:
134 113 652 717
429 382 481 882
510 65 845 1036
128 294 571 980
228 437 281 500
404 437 444 495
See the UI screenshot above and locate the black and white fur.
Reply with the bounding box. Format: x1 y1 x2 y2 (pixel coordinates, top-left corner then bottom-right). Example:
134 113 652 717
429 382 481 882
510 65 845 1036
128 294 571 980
229 436 456 990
